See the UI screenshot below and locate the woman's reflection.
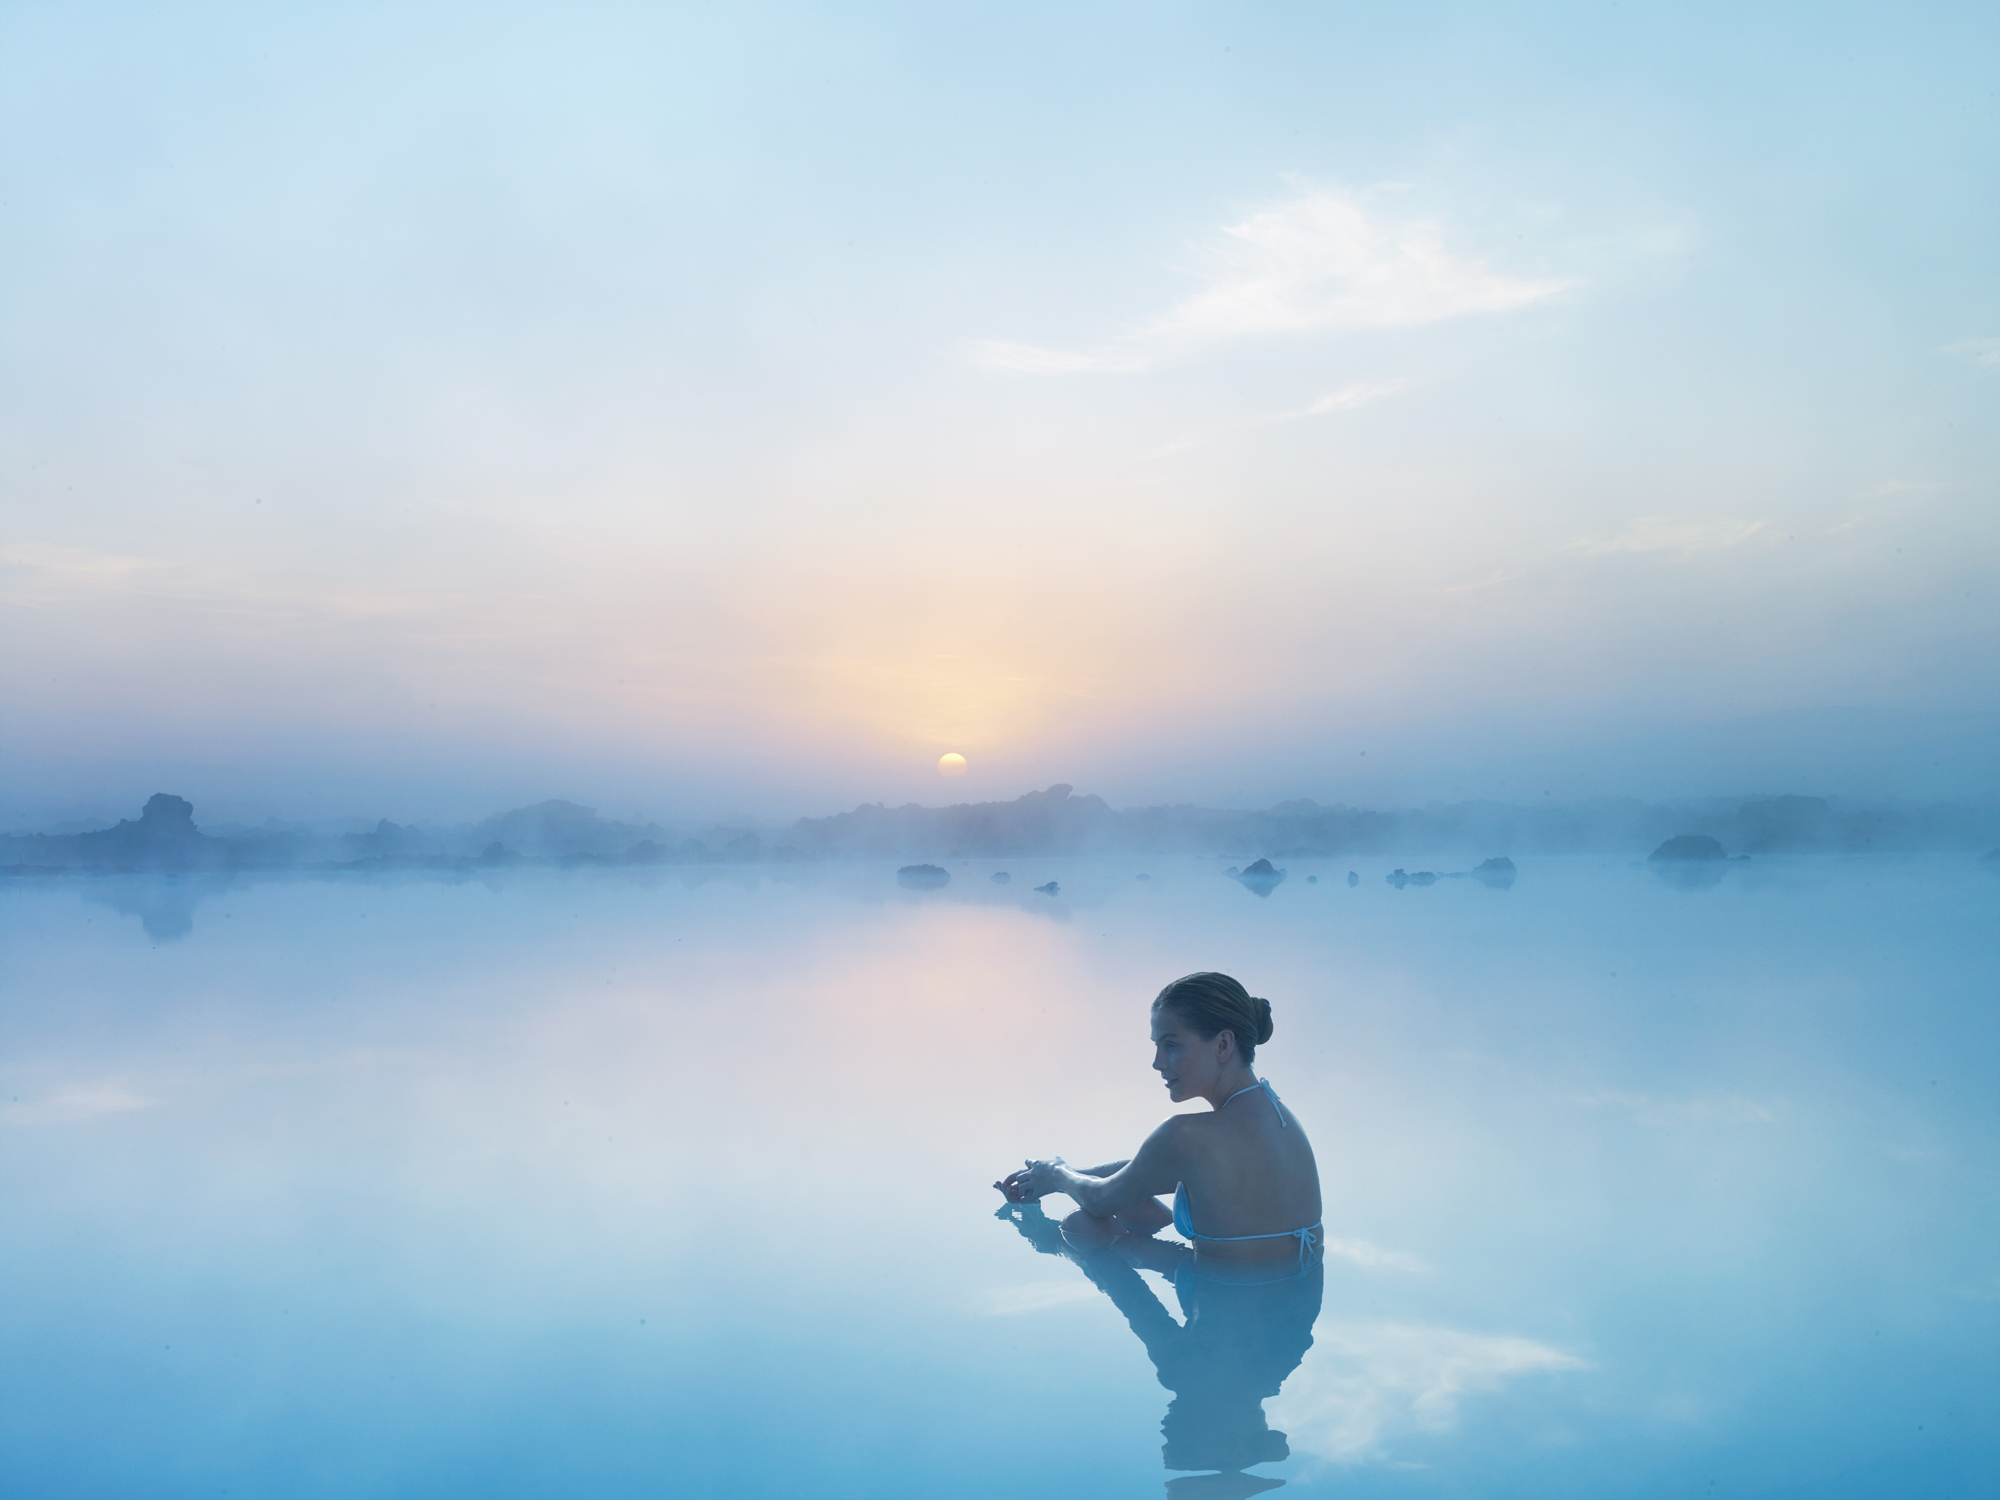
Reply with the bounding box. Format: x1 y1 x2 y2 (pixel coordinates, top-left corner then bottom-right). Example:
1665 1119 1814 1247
996 1199 1321 1498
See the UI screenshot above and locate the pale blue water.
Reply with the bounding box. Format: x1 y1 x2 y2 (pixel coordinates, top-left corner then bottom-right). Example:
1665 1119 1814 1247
3 855 1995 1497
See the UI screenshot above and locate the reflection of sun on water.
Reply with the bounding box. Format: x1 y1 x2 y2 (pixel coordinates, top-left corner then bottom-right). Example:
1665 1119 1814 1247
938 752 968 776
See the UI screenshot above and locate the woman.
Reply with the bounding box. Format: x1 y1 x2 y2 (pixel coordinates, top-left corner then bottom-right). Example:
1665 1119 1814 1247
996 972 1323 1279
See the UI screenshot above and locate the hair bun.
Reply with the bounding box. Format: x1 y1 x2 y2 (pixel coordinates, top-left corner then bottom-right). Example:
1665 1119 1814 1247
1153 972 1275 1061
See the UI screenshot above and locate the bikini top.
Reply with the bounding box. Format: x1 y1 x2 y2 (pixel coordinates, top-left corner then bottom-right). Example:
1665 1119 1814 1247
1171 1078 1323 1272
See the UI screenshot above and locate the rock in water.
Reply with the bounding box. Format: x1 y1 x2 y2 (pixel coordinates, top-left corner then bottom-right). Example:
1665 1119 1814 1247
990 871 1011 884
138 793 198 834
1473 856 1517 888
897 864 950 889
1237 857 1286 897
1034 880 1060 895
1649 835 1728 862
1346 871 1359 887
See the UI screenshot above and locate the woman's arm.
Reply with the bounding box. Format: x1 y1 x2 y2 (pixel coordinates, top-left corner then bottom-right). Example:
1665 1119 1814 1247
1075 1160 1131 1178
1022 1118 1186 1218
995 1158 1131 1203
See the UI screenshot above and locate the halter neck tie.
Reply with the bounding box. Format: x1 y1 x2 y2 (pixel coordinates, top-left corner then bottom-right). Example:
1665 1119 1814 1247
1219 1077 1286 1126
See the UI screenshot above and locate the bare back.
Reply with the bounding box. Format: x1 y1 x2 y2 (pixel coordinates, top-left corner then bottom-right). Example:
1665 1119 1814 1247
1172 1082 1322 1261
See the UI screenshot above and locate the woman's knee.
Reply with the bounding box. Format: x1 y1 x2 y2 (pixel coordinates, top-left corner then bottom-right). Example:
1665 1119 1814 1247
1061 1210 1120 1249
1116 1196 1173 1234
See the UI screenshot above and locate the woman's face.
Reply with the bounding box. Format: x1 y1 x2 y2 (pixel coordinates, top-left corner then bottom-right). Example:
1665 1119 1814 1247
1151 1005 1225 1104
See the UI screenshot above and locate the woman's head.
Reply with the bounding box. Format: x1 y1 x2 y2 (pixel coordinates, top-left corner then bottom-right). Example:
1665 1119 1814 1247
1150 972 1274 1102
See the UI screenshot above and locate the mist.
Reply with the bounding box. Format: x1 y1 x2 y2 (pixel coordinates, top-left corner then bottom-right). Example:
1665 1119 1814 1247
11 781 1995 879
6 7 2000 1494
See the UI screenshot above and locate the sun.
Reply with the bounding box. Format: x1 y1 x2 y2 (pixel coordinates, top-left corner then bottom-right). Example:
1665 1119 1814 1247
938 752 967 777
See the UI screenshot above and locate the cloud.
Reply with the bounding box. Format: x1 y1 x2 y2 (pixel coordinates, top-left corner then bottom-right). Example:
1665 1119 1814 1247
1322 1236 1426 1272
1575 1090 1777 1128
1154 190 1570 345
977 1280 1104 1316
2 1082 158 1126
1565 516 1766 558
1268 378 1415 421
1268 1321 1586 1464
1941 337 2000 372
974 186 1572 374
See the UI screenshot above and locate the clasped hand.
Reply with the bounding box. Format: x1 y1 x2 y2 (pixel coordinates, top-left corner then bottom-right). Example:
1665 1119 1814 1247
992 1157 1066 1203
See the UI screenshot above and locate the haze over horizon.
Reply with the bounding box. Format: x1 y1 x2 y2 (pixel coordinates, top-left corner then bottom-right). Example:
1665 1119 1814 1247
5 3 1996 829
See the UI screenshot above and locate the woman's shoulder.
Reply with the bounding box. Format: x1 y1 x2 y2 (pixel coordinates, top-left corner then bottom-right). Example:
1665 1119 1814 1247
1150 1109 1232 1151
1142 1111 1210 1152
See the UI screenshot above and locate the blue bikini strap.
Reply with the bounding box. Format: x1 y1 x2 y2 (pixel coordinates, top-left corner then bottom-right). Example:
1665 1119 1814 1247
1292 1223 1320 1271
1220 1078 1286 1126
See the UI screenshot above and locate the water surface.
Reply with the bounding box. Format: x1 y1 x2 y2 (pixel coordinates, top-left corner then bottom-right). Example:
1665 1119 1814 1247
3 855 1995 1496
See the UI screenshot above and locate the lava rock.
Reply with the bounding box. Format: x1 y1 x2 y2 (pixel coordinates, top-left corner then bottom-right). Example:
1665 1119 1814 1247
1236 858 1287 897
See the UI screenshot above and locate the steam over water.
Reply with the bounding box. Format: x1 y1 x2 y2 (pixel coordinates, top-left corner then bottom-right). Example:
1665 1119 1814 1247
3 855 1995 1497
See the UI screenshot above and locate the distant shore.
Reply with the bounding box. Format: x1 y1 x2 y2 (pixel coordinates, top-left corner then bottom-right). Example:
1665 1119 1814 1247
6 786 1997 877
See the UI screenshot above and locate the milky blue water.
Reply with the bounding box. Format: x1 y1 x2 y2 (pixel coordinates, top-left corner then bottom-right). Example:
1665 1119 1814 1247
3 854 1996 1497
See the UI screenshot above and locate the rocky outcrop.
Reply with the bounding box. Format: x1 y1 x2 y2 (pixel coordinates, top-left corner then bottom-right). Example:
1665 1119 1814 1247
470 800 677 858
2 794 217 870
1236 858 1287 897
792 784 1120 858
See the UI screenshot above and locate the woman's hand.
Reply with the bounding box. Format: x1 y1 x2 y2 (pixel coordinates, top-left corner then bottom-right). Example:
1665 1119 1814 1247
992 1157 1066 1202
993 1167 1037 1203
1018 1157 1066 1199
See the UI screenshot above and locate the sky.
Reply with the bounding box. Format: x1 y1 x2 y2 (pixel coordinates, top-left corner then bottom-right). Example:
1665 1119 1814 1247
2 1 1996 827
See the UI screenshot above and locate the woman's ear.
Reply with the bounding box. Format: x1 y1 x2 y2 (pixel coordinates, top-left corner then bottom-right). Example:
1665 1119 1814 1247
1215 1029 1235 1064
